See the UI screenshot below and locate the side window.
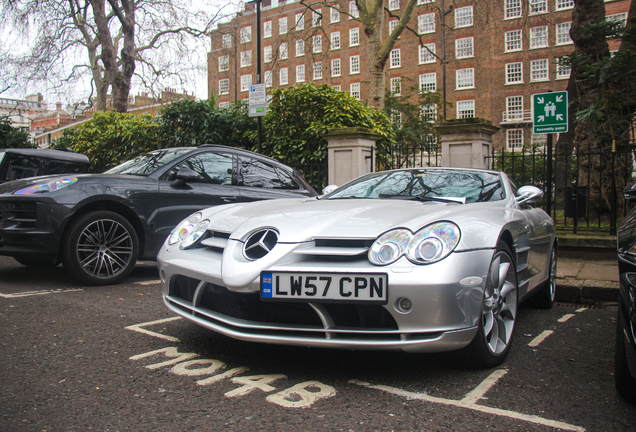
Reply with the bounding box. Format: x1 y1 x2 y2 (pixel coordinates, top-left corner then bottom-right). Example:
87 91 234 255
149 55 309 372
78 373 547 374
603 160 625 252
166 152 234 185
5 156 42 181
239 157 299 189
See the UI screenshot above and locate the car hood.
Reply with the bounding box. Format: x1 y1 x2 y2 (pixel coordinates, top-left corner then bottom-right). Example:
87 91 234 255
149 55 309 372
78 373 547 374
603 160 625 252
0 173 149 194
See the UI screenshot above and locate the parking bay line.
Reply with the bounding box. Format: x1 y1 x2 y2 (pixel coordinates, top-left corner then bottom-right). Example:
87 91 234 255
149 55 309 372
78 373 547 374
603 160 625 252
0 289 84 298
125 317 182 342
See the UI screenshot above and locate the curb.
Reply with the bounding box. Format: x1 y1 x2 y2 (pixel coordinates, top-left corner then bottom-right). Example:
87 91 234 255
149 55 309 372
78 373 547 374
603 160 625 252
556 278 619 305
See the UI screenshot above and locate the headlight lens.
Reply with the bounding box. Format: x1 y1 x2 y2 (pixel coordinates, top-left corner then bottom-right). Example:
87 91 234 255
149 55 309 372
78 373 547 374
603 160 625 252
14 177 78 195
369 222 461 266
168 212 202 245
180 220 210 249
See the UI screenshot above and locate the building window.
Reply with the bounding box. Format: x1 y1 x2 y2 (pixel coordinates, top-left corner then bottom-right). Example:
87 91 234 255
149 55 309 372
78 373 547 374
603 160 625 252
240 74 251 92
296 39 305 56
390 77 401 95
506 62 523 84
218 55 229 72
331 7 340 23
333 85 342 91
313 9 321 27
222 34 231 48
556 62 571 79
219 102 230 109
350 55 360 74
556 22 573 45
240 51 252 67
530 0 547 15
505 30 522 52
457 100 475 118
264 46 272 63
505 0 522 19
350 28 360 46
280 42 288 59
418 13 435 34
455 37 474 59
390 49 401 68
219 79 229 95
530 26 549 49
331 32 341 50
349 1 359 18
455 6 473 28
332 58 341 77
295 13 304 30
420 105 437 122
506 129 524 150
506 96 523 120
314 62 322 80
313 35 322 53
264 21 272 38
419 43 436 64
456 68 474 89
296 65 305 82
606 13 628 28
417 0 433 4
350 83 361 99
420 73 436 92
556 0 574 10
389 0 400 10
389 20 398 34
240 26 251 43
264 71 272 87
280 68 288 85
531 59 549 82
279 17 287 34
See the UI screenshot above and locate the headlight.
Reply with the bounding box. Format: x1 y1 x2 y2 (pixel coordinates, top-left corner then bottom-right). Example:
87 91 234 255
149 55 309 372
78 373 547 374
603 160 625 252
180 220 210 249
14 177 78 195
369 222 461 266
168 212 202 245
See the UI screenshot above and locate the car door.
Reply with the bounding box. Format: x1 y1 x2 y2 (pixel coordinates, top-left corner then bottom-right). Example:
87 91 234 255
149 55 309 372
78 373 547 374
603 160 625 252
236 155 309 202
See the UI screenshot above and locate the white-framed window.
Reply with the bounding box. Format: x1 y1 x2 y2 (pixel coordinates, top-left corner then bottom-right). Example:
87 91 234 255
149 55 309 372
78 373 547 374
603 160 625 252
505 30 523 52
390 77 401 95
280 42 288 59
219 79 230 95
240 74 251 92
350 82 361 99
417 0 433 4
313 62 322 80
506 129 524 150
218 55 229 72
350 55 360 74
419 73 436 92
264 71 272 87
219 102 230 109
457 100 475 118
556 0 574 10
313 35 322 53
333 85 342 91
506 62 523 84
606 12 628 28
313 9 321 27
332 58 341 77
331 7 340 23
455 6 473 28
389 0 400 11
296 39 305 56
264 21 272 38
391 111 402 128
505 0 522 19
556 62 571 79
389 19 398 35
456 68 474 89
418 13 435 34
296 64 305 83
419 43 436 64
264 46 272 63
420 104 437 122
530 0 548 15
556 22 573 45
349 1 359 18
280 68 288 85
455 37 474 59
390 49 401 68
240 50 252 67
531 59 549 82
506 96 523 120
295 13 304 30
279 17 288 34
349 28 360 46
331 32 341 49
222 34 232 48
530 26 549 48
240 26 252 43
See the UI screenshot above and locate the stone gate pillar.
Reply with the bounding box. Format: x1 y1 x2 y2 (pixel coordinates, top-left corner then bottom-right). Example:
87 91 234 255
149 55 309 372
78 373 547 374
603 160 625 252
435 118 500 169
323 127 380 186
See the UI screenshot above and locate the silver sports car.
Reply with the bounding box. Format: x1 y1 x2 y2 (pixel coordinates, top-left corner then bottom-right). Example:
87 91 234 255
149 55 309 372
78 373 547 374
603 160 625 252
158 167 557 367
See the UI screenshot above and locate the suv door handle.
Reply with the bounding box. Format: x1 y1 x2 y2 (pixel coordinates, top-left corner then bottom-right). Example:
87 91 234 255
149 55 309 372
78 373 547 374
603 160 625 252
221 196 238 203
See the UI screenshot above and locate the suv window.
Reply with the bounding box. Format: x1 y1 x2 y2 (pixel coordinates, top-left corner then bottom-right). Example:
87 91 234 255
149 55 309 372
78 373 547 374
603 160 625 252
238 157 299 189
164 152 235 185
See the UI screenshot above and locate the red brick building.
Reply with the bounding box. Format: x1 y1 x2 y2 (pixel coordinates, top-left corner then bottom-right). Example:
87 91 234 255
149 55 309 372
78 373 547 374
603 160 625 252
207 0 632 150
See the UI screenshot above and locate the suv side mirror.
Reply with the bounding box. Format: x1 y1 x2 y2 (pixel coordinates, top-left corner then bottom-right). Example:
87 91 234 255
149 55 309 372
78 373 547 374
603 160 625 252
171 167 202 189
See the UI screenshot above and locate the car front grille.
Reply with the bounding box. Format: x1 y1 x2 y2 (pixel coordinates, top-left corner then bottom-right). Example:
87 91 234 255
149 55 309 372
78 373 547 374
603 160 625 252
0 201 38 229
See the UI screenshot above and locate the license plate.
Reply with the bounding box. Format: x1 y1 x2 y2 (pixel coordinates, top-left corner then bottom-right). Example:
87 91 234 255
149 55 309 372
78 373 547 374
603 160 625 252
260 271 388 304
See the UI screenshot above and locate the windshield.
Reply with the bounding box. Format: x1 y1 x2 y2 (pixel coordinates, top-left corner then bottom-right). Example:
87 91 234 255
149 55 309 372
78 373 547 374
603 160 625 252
326 169 505 203
104 148 193 176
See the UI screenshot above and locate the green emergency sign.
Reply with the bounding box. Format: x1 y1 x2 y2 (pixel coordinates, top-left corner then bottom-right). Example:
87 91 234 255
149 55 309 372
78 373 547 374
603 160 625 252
532 91 568 134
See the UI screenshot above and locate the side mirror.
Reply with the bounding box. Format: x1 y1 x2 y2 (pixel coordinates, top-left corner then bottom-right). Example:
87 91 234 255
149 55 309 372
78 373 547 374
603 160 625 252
625 182 636 202
322 185 338 195
171 167 202 189
516 185 543 205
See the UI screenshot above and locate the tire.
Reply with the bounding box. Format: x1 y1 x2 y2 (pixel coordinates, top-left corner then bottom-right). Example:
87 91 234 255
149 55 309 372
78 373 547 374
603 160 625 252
61 211 139 286
459 241 519 368
14 257 59 268
615 301 636 400
530 243 557 309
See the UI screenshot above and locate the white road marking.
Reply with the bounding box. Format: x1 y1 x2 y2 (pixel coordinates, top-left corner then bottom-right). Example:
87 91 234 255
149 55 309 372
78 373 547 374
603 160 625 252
461 369 508 404
130 346 197 369
124 317 181 342
528 330 554 347
267 381 337 408
575 308 588 313
558 314 576 323
0 289 83 298
225 374 286 398
134 280 161 285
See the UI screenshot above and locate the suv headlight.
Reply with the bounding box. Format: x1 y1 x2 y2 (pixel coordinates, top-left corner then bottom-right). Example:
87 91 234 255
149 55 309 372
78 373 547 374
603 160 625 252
14 177 78 195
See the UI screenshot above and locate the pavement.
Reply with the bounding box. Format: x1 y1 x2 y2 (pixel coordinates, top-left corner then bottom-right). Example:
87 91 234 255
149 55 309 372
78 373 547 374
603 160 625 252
556 257 620 305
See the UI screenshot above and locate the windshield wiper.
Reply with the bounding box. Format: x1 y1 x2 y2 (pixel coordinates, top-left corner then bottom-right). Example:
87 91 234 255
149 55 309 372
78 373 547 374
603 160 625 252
379 194 464 204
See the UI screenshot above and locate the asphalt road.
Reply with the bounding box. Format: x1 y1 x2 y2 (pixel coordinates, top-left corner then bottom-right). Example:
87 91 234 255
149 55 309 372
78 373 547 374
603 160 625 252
1 256 635 432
